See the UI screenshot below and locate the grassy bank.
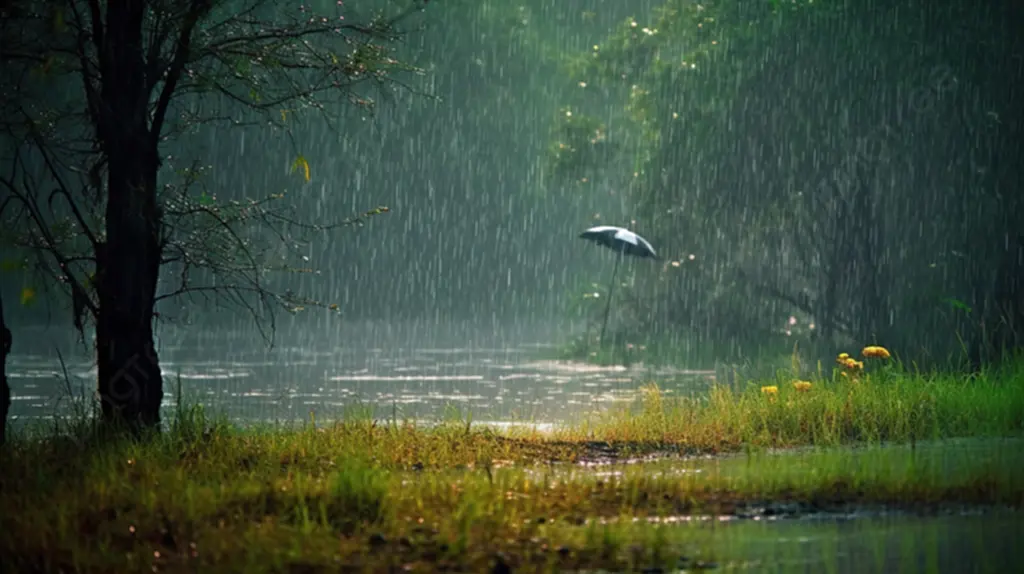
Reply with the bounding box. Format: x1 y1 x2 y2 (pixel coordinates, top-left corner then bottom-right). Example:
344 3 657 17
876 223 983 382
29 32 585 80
2 355 1023 572
556 355 1024 450
2 422 1022 573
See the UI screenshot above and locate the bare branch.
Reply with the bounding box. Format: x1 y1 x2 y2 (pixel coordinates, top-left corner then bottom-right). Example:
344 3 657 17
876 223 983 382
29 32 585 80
151 0 210 143
31 133 100 250
1 0 433 347
0 173 98 321
67 0 104 131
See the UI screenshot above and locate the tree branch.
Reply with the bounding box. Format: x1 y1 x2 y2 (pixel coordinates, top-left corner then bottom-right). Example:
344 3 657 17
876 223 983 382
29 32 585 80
31 133 100 250
0 175 98 320
151 0 211 144
66 0 104 131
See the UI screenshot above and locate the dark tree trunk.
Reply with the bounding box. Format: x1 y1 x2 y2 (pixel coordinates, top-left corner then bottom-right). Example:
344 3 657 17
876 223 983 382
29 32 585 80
1 292 11 446
94 1 164 431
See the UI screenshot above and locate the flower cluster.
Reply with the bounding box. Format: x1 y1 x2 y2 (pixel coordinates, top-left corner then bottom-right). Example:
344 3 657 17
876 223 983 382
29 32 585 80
759 381 812 404
836 352 865 375
836 346 891 380
758 346 891 401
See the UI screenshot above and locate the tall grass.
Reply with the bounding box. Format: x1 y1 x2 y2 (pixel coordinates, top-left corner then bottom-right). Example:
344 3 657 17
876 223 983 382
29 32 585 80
2 408 1021 572
558 357 1024 450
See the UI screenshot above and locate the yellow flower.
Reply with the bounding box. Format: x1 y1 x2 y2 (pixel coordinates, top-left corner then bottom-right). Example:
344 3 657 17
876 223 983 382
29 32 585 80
862 346 891 359
838 357 863 370
792 381 812 392
760 386 778 395
837 353 850 361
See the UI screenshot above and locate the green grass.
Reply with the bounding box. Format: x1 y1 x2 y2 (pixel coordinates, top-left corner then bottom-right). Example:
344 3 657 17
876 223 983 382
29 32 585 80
2 359 1023 572
550 356 1024 450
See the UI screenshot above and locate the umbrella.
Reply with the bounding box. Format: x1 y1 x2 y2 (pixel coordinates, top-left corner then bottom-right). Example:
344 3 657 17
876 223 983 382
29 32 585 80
578 225 658 346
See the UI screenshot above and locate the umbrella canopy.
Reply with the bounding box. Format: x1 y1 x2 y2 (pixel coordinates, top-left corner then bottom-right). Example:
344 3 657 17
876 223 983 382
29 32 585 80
579 226 658 259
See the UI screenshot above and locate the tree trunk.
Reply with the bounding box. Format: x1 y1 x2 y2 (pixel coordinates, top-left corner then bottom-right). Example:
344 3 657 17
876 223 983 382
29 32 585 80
1 292 11 446
94 1 164 432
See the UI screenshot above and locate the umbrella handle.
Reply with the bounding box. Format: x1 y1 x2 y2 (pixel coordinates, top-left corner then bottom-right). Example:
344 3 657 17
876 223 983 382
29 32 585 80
598 246 624 348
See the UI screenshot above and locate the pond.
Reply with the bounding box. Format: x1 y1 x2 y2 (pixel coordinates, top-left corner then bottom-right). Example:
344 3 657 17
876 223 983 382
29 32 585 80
6 322 714 426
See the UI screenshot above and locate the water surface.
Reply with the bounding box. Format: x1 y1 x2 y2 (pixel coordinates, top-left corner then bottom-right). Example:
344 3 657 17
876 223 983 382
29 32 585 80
6 322 713 426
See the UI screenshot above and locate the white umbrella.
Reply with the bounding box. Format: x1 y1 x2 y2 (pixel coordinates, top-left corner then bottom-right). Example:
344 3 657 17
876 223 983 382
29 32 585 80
578 226 658 346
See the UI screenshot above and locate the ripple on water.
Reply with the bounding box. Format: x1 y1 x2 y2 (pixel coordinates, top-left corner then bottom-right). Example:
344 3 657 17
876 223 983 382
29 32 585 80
326 375 485 382
176 371 252 380
7 343 717 424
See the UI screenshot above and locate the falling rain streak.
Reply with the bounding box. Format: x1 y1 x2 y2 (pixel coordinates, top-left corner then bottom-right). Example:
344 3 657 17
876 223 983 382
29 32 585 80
1 0 1021 428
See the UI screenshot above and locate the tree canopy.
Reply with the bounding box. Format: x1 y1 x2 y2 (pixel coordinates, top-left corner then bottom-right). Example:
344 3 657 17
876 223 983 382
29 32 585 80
549 0 1022 367
0 0 434 431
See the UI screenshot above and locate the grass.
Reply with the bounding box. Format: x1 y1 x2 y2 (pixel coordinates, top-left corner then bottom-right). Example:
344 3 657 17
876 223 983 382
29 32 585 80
550 354 1024 451
2 357 1023 572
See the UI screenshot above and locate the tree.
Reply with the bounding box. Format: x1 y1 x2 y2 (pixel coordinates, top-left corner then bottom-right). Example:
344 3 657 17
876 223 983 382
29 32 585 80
0 0 432 433
549 0 798 361
550 0 1022 368
1 292 10 446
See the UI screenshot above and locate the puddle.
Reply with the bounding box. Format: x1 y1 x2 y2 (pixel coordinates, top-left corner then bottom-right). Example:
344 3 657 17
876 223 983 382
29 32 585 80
686 510 1023 573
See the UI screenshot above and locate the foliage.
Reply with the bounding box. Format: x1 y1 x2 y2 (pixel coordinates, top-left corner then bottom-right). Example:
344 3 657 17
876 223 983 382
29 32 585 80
0 0 428 344
549 0 1023 368
158 159 392 339
548 0 822 360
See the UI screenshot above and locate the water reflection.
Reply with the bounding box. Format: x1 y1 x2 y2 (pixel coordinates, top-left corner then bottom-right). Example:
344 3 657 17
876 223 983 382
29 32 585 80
689 510 1022 573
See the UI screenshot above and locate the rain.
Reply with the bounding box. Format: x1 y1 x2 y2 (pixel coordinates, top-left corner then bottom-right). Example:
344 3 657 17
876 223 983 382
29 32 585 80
1 0 1021 571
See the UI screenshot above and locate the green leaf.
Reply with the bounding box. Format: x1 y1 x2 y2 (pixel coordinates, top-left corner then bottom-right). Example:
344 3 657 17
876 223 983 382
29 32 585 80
291 156 311 182
941 297 972 314
20 287 36 306
1 258 27 272
199 191 215 206
52 7 66 33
